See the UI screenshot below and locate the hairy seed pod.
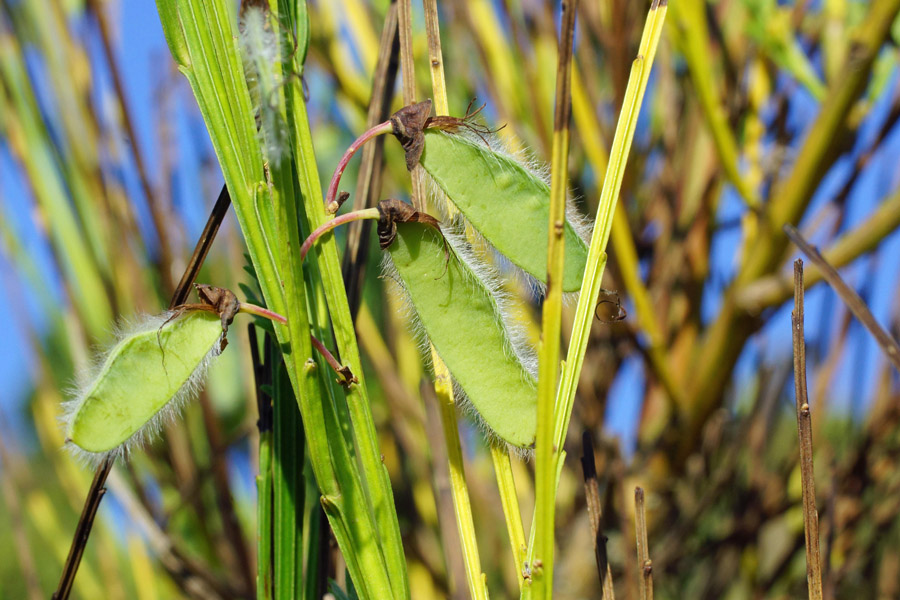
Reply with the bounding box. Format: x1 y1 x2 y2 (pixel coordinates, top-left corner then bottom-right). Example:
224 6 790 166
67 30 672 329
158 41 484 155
63 310 226 461
385 220 537 448
418 129 591 292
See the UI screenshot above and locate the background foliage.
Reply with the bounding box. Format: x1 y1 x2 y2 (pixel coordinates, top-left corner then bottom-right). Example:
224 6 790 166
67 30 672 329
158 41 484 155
1 0 900 598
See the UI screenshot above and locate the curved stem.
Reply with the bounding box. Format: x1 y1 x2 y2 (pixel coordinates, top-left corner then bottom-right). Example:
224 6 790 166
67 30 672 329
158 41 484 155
238 302 287 324
325 121 393 213
300 208 381 260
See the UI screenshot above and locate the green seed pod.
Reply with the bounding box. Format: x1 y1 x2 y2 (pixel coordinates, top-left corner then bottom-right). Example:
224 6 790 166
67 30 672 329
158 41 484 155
385 220 537 448
418 129 591 293
63 310 226 461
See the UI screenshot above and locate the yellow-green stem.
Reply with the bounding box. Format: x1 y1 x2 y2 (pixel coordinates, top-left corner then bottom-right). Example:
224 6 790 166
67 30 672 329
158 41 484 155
532 1 578 596
490 444 527 591
421 1 489 598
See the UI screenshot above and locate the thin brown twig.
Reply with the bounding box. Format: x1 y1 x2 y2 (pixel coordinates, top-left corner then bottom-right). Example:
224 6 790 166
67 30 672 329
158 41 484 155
52 458 114 600
580 432 615 599
53 186 232 600
737 187 900 311
86 0 175 295
397 0 428 212
634 487 653 600
613 452 638 600
792 259 824 600
341 1 400 321
197 389 255 596
785 224 900 373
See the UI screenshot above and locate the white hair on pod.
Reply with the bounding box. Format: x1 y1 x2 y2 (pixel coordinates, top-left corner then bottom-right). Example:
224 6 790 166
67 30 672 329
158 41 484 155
60 312 224 466
382 216 538 459
239 5 291 165
425 128 593 304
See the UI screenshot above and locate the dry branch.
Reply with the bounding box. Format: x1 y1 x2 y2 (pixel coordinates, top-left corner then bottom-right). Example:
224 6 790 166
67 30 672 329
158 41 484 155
580 432 615 599
791 259 824 600
634 486 653 600
786 224 900 373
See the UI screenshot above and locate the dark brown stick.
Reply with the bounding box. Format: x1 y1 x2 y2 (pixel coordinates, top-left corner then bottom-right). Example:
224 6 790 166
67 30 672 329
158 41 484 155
52 458 114 600
341 1 400 320
172 186 232 308
53 186 232 600
580 432 615 599
397 0 428 212
86 0 176 295
198 389 255 596
785 224 900 373
634 487 653 600
791 259 824 600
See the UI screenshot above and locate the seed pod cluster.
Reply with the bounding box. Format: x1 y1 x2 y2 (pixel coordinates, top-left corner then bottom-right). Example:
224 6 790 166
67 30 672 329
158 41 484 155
381 105 592 448
312 101 595 449
388 100 592 293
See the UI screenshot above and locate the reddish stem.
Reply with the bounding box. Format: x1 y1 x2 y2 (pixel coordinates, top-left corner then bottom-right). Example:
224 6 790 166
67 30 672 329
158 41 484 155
325 120 393 213
310 335 342 372
300 208 381 260
238 303 288 324
310 334 358 386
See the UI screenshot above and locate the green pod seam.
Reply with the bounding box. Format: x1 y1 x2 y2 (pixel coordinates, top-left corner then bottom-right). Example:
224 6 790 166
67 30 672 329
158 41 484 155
64 310 225 461
385 220 537 448
419 129 590 292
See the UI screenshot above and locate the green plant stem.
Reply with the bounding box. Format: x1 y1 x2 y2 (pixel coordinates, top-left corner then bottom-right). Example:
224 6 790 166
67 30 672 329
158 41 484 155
532 1 578 596
552 0 667 489
421 1 490 598
490 444 526 591
156 2 402 597
289 75 409 600
248 326 273 600
276 0 402 592
256 419 274 598
569 58 684 408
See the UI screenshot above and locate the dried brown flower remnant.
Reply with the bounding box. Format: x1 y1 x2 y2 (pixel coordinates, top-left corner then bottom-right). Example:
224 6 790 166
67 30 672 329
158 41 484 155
389 99 499 172
390 100 433 171
195 284 241 331
425 99 497 145
376 198 442 249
